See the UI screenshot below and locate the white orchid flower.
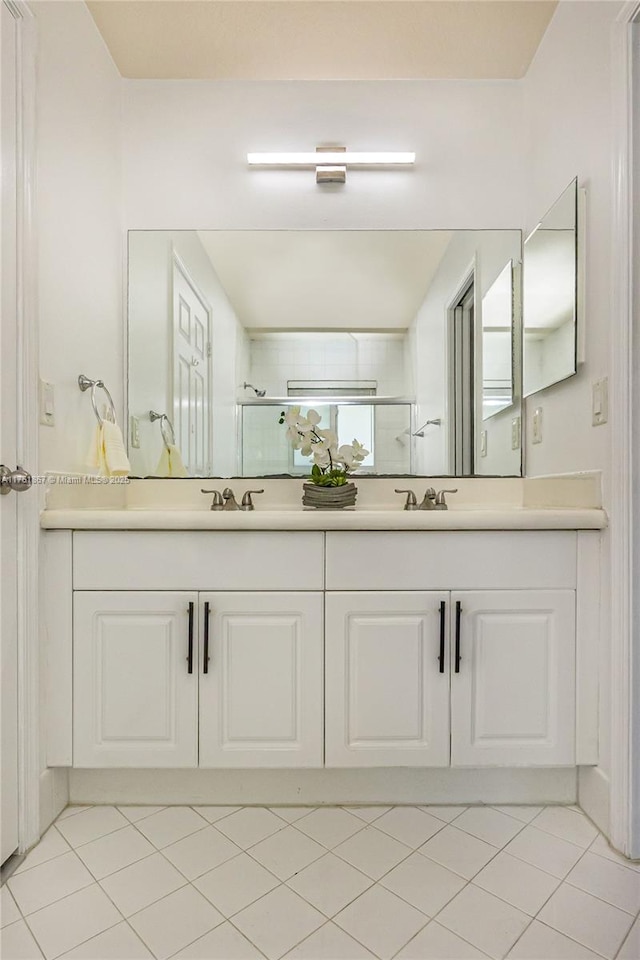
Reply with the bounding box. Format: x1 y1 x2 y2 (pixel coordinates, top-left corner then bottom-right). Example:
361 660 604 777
306 409 322 427
337 444 357 468
299 436 315 457
317 428 338 446
313 448 331 468
351 439 370 462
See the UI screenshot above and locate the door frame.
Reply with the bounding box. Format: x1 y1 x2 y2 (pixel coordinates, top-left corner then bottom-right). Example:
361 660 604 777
3 0 40 853
608 1 640 859
446 261 476 476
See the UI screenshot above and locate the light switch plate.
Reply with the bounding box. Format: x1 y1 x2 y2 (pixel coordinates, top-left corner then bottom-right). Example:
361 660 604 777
130 416 141 448
592 377 608 426
39 379 55 427
511 416 521 450
480 430 487 457
532 407 543 444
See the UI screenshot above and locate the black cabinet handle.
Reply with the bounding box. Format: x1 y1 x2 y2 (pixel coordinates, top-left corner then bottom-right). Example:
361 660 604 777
203 601 211 674
438 600 446 673
455 600 462 673
187 601 194 674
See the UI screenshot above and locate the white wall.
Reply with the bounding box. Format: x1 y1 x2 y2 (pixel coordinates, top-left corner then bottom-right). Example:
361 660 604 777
123 79 524 230
32 0 123 827
34 0 123 476
128 231 248 476
521 0 625 833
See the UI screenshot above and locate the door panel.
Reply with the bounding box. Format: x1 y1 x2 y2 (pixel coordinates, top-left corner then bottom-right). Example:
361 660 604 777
73 593 198 767
325 592 450 767
172 258 211 475
1 0 19 865
199 593 323 768
450 590 575 766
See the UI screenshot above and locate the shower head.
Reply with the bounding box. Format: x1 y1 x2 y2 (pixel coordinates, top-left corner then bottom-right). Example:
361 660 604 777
243 382 266 398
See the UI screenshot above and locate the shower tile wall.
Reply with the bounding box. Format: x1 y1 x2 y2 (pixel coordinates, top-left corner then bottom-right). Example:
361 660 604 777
248 334 406 397
241 334 411 476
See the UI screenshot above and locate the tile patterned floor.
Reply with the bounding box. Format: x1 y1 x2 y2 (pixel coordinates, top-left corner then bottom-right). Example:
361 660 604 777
2 804 639 960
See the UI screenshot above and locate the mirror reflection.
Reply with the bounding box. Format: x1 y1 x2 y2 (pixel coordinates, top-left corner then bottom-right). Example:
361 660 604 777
127 230 522 478
523 178 578 397
482 260 516 420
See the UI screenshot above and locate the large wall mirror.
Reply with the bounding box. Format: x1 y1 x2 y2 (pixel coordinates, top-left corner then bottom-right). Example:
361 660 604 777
127 230 522 479
523 178 578 397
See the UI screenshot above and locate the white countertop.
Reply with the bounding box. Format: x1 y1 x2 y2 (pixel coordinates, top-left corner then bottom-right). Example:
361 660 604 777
40 507 607 531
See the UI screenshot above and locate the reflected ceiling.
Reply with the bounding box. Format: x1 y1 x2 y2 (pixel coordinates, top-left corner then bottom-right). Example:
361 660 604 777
87 1 557 81
196 230 453 330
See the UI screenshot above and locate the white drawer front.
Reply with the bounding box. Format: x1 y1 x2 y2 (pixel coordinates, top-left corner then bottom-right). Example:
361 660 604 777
73 531 324 591
326 531 577 590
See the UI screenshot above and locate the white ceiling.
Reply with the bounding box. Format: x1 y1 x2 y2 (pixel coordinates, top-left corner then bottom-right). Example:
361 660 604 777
88 1 557 81
196 230 454 330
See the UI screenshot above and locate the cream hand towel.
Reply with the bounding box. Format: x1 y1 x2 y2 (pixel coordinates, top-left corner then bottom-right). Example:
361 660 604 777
87 422 130 477
154 443 188 478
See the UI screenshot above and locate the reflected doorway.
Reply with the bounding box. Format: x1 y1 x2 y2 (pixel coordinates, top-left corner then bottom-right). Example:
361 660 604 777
450 276 475 476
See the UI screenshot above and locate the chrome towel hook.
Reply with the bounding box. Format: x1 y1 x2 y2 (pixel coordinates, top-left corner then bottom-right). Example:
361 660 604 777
78 374 117 425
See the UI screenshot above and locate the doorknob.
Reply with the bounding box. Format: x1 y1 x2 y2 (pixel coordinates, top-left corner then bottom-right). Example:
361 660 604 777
0 465 33 495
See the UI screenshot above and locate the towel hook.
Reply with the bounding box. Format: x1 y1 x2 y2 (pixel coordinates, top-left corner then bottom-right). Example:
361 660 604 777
78 374 117 425
149 410 176 448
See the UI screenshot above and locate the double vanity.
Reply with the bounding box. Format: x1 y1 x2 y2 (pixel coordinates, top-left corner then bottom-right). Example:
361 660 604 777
41 475 605 806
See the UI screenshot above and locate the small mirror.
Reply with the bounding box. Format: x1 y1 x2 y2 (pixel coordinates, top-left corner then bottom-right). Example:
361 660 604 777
523 178 578 397
482 260 515 420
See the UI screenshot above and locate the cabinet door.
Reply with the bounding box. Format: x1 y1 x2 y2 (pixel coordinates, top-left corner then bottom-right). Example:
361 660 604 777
74 592 198 767
450 590 575 766
199 593 323 768
325 592 450 767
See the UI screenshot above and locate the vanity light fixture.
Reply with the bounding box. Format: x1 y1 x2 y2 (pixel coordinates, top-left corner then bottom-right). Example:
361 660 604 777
247 146 416 184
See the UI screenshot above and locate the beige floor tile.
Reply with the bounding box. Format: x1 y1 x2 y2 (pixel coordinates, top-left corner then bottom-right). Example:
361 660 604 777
333 884 428 960
287 852 372 917
437 884 530 959
537 882 634 959
194 853 279 917
129 886 224 960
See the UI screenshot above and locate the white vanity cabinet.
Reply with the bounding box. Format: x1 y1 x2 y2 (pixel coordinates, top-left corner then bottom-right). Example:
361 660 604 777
45 526 599 775
325 533 584 768
69 532 325 769
449 591 575 766
325 589 576 768
199 592 323 768
325 592 450 767
73 592 199 768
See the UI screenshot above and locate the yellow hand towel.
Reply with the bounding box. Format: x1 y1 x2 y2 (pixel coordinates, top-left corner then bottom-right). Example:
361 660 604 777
87 422 131 477
154 444 188 478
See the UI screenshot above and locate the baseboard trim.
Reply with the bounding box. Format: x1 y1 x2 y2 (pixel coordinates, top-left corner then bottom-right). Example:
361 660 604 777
579 765 610 838
68 767 578 806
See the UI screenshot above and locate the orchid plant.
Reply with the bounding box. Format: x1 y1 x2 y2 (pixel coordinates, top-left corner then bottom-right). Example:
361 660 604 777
279 407 369 486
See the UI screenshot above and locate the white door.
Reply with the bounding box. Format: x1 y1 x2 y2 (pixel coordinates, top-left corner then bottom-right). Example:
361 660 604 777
199 593 323 768
325 592 450 767
450 590 576 766
173 257 211 475
74 593 199 767
1 0 20 865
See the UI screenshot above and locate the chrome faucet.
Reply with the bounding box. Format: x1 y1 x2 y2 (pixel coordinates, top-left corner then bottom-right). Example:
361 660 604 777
201 489 224 510
222 488 240 510
434 489 458 510
419 487 437 510
395 489 418 510
240 489 264 511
